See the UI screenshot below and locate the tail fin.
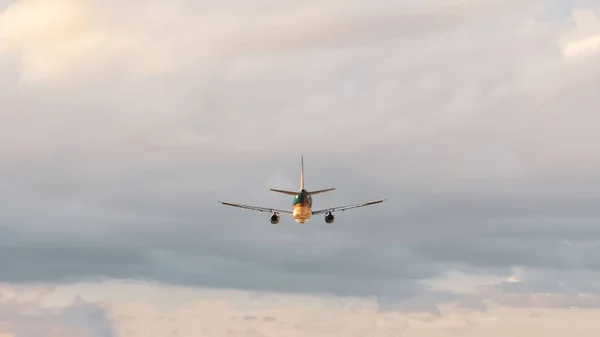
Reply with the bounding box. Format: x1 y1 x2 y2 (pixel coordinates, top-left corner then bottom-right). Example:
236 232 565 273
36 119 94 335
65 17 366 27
300 155 304 190
307 188 335 195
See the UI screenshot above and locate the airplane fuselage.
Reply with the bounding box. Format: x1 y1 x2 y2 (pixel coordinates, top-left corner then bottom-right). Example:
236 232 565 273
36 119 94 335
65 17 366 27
292 189 312 223
218 156 385 224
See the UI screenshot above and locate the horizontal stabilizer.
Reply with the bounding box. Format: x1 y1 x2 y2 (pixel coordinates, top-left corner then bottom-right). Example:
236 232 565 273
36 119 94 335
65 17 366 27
307 188 335 195
270 189 297 195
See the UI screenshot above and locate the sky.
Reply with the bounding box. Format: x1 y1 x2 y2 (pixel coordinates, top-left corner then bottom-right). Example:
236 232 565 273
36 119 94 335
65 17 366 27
1 0 600 336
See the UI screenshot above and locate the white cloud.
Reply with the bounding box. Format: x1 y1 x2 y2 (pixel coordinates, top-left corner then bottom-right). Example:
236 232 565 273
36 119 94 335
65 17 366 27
0 0 172 84
29 281 600 337
0 0 535 86
560 9 600 60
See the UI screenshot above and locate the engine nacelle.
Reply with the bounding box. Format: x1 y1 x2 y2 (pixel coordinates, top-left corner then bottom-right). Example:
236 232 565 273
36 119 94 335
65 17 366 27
270 212 280 224
324 212 335 224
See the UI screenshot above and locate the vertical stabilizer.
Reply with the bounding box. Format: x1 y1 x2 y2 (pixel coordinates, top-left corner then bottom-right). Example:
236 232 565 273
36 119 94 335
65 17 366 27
300 155 304 190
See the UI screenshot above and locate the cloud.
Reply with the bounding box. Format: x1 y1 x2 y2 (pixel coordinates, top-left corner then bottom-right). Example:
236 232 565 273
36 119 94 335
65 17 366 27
0 228 439 304
45 281 600 337
0 0 600 320
4 280 600 336
0 284 116 336
0 0 535 85
415 236 600 271
0 0 172 84
560 8 600 60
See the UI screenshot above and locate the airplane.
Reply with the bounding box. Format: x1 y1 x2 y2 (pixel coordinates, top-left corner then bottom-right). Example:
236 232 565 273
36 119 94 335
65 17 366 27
218 156 386 224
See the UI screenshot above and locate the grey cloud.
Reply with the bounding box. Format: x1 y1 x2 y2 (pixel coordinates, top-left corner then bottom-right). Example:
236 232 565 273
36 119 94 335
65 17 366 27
1 0 600 312
0 228 436 301
435 262 600 310
0 291 116 336
414 237 600 271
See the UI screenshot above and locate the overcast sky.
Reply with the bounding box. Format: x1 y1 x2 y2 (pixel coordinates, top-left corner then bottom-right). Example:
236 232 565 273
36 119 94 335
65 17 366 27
1 0 600 336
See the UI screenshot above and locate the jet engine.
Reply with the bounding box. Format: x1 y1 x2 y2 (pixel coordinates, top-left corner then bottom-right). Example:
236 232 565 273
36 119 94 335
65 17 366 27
270 212 280 224
324 212 335 224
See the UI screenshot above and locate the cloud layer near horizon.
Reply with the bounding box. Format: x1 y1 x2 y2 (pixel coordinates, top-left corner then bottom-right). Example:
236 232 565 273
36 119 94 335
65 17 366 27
4 281 600 337
2 0 600 334
0 283 115 336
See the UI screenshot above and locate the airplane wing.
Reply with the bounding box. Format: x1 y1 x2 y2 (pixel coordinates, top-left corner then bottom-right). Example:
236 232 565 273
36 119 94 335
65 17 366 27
218 201 292 214
311 199 386 215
